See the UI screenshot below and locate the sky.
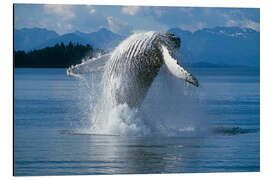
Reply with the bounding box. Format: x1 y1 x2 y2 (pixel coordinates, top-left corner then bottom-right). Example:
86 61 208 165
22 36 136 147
14 4 260 35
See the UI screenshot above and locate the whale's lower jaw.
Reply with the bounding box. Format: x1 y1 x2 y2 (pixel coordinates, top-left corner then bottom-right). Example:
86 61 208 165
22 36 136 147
114 68 161 109
114 82 152 109
111 67 163 109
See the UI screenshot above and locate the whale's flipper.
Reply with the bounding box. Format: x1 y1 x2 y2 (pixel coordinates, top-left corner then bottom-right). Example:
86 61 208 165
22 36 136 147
67 54 111 76
162 46 199 87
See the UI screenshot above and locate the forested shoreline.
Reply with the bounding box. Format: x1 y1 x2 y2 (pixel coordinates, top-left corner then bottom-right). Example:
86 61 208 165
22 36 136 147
14 41 258 69
14 42 99 68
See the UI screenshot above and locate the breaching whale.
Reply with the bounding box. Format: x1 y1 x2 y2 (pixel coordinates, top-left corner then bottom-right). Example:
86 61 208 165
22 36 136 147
67 31 199 108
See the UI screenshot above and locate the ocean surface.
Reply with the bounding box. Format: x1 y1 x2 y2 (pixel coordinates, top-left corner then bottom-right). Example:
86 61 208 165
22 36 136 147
14 67 260 176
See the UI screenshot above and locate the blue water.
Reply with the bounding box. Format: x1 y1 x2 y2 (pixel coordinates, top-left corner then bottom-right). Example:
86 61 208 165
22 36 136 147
14 67 260 176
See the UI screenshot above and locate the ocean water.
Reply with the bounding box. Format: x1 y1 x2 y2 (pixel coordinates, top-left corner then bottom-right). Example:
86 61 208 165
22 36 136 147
14 67 260 176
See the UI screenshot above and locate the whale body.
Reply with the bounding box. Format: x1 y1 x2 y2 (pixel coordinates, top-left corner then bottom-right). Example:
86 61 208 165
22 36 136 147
68 31 199 108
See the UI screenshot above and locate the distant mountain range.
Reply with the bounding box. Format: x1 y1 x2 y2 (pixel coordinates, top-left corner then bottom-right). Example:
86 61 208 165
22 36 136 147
168 26 260 67
14 28 58 51
14 28 123 52
14 26 260 67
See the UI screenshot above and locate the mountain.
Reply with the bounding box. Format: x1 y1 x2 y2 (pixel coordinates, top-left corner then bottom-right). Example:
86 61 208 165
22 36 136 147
74 28 124 50
14 26 260 67
14 28 59 51
14 27 124 51
168 26 260 67
37 33 89 49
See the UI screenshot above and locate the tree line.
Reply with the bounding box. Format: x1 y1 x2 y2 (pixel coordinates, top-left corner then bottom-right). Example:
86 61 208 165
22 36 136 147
14 42 99 68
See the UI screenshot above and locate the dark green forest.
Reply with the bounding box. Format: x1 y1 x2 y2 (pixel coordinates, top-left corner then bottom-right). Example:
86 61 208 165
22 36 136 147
14 42 97 68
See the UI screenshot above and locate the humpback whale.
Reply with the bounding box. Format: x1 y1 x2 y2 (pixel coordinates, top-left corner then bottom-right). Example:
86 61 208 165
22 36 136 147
68 31 199 108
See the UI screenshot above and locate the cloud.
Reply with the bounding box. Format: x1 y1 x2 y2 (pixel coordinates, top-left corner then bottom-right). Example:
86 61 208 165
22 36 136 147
43 5 75 20
107 16 133 35
122 6 140 16
178 7 194 16
140 7 260 32
152 8 166 17
86 5 96 14
57 23 73 31
15 4 259 35
226 19 260 31
244 20 260 31
178 22 207 32
41 5 107 34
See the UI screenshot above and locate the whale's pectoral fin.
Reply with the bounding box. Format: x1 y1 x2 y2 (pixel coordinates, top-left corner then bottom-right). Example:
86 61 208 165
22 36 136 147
163 56 199 87
67 53 111 76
